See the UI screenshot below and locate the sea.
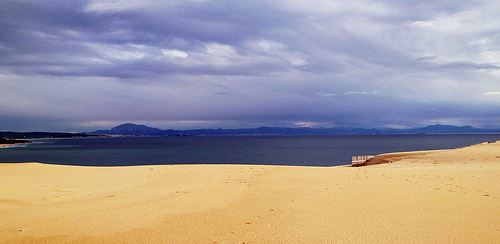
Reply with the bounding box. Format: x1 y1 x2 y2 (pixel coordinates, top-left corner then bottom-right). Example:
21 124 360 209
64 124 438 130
1 134 499 166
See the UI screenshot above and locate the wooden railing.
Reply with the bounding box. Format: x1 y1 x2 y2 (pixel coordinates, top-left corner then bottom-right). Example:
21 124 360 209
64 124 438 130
351 155 375 166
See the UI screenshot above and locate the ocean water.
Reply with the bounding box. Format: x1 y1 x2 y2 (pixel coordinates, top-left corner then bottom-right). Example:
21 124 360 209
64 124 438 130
1 134 499 166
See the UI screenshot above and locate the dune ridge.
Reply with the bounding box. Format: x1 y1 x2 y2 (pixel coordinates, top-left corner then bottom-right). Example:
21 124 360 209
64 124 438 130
353 150 442 166
1 141 499 243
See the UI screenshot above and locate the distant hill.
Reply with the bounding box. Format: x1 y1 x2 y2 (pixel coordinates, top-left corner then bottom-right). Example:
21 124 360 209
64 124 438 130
407 125 484 134
94 123 163 136
91 123 500 136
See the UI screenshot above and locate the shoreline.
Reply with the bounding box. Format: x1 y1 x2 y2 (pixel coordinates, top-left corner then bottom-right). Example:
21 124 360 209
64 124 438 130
1 141 499 243
0 142 31 149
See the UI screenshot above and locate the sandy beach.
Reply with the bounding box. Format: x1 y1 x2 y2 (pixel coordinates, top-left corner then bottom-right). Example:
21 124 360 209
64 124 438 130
0 144 17 148
1 141 499 243
0 142 30 148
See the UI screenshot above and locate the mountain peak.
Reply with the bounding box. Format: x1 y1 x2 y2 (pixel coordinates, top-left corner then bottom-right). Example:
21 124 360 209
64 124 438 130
112 123 152 130
95 123 163 136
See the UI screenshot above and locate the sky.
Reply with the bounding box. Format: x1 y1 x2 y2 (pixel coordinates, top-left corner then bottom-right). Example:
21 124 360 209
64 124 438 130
0 0 500 132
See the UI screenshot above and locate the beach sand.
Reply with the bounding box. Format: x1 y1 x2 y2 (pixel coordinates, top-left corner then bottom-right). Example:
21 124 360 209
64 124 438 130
0 143 30 148
1 141 499 243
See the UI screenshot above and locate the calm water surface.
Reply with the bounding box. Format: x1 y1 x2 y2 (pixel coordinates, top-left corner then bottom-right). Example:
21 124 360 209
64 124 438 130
1 134 499 166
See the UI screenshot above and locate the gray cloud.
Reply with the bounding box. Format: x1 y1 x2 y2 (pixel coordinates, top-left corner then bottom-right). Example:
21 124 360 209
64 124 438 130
0 0 499 131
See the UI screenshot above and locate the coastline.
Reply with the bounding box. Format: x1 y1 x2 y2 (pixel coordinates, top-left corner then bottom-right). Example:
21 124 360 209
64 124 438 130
0 142 30 149
1 141 499 243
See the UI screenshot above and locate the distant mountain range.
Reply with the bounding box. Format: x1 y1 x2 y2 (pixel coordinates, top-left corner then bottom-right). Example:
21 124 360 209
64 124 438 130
92 123 500 136
2 123 498 139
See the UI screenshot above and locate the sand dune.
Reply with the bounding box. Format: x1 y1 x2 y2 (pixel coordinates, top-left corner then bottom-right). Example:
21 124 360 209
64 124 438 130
1 141 499 243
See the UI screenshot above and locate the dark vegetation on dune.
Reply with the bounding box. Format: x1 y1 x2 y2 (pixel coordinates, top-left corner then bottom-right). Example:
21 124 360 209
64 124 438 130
0 138 30 144
0 132 95 140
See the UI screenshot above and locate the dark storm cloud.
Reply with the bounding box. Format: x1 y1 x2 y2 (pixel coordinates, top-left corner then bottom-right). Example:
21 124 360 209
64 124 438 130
0 0 303 78
0 0 499 131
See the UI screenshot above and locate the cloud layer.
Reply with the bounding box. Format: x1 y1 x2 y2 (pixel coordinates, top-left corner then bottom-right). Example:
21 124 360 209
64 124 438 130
0 0 499 131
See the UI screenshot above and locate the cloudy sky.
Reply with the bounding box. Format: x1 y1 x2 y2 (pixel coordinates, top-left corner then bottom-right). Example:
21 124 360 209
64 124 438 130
1 0 499 131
